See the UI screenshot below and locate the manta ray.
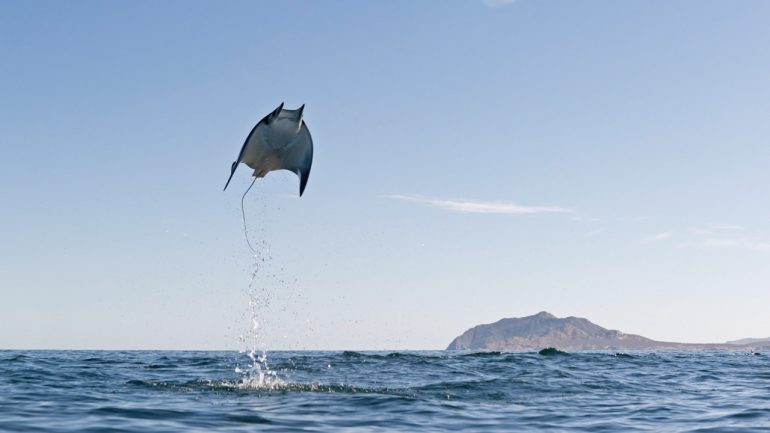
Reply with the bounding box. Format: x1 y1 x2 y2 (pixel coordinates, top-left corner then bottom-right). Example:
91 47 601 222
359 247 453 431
224 103 313 196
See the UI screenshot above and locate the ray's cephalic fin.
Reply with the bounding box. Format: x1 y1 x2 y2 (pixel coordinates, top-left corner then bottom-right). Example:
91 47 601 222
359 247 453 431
223 160 239 191
265 102 284 124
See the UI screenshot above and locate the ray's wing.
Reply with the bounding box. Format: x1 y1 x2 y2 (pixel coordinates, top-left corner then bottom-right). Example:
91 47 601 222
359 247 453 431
222 122 258 191
282 122 314 196
224 103 284 191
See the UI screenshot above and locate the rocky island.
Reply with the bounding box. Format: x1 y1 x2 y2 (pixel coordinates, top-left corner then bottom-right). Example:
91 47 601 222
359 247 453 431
447 311 767 351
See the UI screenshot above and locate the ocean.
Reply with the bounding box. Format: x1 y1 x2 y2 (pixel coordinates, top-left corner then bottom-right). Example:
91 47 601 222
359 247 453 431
1 350 768 432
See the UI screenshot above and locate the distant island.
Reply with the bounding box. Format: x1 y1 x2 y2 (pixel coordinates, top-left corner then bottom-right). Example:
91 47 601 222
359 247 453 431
447 311 769 351
726 337 770 346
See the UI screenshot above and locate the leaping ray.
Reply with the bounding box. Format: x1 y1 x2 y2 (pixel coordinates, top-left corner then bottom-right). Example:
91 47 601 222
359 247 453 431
224 102 314 196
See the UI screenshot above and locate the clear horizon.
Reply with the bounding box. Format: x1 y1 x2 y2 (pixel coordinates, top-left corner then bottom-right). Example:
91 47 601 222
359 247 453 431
3 310 768 351
2 0 770 350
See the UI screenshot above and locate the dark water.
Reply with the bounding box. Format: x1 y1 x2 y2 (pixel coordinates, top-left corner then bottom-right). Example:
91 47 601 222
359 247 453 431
2 350 769 432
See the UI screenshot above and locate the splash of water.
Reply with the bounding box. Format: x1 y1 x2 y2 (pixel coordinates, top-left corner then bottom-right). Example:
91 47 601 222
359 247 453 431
235 178 283 389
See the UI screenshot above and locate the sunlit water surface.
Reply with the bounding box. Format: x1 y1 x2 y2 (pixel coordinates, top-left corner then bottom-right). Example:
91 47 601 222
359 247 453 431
1 350 769 432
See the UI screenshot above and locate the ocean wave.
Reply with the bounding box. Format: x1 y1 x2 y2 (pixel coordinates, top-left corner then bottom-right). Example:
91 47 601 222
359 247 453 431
4 350 770 432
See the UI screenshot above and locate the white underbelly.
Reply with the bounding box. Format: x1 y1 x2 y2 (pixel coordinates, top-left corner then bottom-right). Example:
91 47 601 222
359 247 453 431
241 136 284 177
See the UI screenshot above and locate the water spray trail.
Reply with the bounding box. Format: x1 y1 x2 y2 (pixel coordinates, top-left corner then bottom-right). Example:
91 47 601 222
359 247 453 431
237 177 280 388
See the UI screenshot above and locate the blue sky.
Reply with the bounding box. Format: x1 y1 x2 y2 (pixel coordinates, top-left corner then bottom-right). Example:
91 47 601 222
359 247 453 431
2 0 769 349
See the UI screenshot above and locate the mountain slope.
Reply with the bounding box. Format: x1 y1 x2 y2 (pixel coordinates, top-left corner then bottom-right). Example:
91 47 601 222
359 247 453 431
726 337 770 345
446 312 724 350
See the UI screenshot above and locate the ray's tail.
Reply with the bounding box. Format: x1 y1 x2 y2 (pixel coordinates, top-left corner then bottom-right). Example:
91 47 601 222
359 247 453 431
241 177 258 256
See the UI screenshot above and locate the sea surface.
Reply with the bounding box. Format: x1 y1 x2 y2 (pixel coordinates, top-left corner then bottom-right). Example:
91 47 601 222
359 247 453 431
1 350 769 432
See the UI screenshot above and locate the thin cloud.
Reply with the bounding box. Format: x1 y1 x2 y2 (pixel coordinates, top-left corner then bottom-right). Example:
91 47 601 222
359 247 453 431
642 231 673 243
707 223 745 231
688 223 746 236
584 228 606 238
688 227 714 236
571 215 606 223
389 195 571 215
681 238 770 252
680 222 768 251
482 0 518 8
